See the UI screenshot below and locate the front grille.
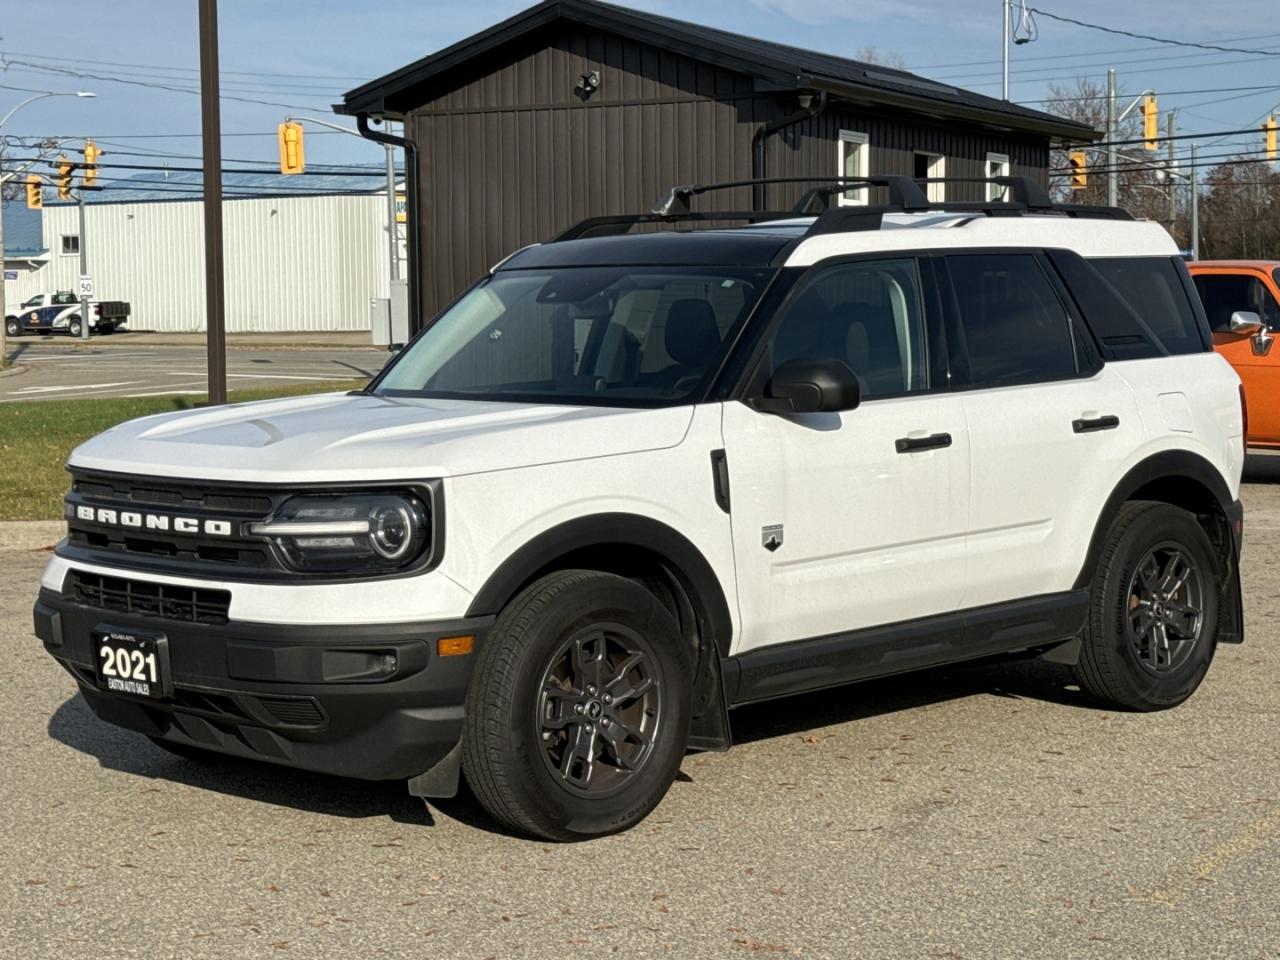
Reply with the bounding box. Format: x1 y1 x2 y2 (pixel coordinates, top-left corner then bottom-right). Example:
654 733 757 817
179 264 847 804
63 469 287 578
69 570 231 624
255 696 326 727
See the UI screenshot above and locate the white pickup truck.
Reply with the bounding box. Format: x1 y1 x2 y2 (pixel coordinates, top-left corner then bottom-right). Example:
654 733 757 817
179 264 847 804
5 291 131 338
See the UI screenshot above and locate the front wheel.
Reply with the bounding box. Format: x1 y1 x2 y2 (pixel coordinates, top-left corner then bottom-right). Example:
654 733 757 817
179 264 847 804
1074 501 1220 711
4 317 19 338
462 570 692 841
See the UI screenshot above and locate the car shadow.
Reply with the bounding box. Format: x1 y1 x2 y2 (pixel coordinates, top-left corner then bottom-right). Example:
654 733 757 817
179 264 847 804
1243 452 1280 484
727 655 1093 746
48 654 1092 834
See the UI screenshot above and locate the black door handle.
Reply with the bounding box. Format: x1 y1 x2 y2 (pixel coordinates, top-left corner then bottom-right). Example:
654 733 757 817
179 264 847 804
1073 415 1120 434
895 432 952 453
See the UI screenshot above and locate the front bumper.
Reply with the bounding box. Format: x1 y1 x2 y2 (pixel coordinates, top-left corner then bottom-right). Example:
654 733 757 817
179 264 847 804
33 585 492 782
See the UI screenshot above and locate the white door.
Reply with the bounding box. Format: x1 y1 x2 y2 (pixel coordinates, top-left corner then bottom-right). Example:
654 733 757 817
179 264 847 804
722 257 969 655
937 252 1143 606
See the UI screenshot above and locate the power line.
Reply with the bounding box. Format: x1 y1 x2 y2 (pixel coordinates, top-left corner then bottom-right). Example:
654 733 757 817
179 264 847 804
1027 7 1280 56
1017 84 1280 106
910 31 1280 69
2 49 371 83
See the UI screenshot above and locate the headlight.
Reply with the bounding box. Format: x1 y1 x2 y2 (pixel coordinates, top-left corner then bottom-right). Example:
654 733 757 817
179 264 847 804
251 493 430 573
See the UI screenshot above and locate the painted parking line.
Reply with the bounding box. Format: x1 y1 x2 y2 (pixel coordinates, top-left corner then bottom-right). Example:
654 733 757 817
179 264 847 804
10 381 143 395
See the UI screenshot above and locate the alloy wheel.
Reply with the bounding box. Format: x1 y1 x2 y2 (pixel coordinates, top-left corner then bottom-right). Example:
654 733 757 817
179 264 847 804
1126 541 1205 675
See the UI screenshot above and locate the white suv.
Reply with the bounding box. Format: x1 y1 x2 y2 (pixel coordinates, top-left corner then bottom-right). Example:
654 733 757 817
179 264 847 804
33 177 1246 841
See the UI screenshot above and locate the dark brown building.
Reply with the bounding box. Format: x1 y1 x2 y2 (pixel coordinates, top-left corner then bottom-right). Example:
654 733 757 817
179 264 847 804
340 0 1097 319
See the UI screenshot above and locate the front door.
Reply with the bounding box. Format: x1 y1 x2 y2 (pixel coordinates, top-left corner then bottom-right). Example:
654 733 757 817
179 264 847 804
1193 269 1280 445
722 257 969 655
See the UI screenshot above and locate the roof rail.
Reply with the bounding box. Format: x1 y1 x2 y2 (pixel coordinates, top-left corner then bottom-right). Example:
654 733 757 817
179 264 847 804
552 209 797 242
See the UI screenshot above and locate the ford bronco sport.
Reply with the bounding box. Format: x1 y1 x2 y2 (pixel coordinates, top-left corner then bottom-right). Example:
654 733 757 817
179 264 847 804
33 177 1246 841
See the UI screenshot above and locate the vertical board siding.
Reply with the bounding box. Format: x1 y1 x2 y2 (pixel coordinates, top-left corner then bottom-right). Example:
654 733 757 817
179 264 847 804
37 194 389 332
407 24 1054 317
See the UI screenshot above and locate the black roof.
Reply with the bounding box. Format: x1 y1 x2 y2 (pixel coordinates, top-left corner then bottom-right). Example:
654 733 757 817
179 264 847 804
497 228 801 271
339 0 1098 141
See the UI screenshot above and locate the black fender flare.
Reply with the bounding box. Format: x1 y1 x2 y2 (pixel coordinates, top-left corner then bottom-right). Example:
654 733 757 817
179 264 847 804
1074 449 1239 593
465 512 736 659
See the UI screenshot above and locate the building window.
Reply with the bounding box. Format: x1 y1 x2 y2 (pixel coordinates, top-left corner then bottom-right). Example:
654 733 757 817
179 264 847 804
986 152 1011 200
837 130 870 206
913 152 946 202
61 235 80 256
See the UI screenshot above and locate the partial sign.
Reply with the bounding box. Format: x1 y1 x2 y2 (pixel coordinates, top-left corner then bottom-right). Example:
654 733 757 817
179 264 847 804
395 192 407 224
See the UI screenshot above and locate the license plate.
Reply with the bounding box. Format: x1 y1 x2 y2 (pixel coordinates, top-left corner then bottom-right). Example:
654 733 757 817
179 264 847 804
93 626 172 700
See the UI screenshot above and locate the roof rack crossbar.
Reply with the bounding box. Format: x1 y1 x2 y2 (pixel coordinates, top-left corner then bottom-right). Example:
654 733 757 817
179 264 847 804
795 175 1056 214
553 209 797 242
655 176 929 217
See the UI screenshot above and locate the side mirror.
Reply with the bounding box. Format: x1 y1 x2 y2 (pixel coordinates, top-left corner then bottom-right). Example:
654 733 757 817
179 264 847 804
753 358 861 414
1229 310 1264 335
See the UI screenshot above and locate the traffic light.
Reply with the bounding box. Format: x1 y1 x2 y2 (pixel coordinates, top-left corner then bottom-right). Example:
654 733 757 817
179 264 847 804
1069 150 1088 190
57 154 74 200
1266 116 1278 162
277 121 304 175
26 174 42 210
1142 95 1159 151
82 139 101 187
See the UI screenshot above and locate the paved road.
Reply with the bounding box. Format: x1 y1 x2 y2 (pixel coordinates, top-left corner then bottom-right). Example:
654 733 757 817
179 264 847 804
1 342 388 402
4 459 1280 958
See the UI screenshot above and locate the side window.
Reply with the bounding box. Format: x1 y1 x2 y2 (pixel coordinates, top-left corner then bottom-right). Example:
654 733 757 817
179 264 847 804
945 254 1080 387
763 259 930 400
1090 257 1207 354
1194 274 1280 331
837 131 869 206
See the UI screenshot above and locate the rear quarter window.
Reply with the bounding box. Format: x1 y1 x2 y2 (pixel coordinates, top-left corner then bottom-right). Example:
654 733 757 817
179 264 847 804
1089 257 1208 355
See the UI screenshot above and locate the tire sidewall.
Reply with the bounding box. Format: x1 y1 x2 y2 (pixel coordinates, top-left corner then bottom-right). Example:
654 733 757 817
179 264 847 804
484 576 692 838
4 318 18 337
1096 508 1219 709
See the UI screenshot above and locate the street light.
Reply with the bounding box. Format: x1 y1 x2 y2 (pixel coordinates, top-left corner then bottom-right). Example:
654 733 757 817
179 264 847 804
1 89 96 364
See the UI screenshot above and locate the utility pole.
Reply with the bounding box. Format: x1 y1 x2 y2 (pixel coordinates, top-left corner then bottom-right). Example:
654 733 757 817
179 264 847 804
1001 0 1011 100
384 132 399 282
77 191 90 340
198 0 227 404
1106 68 1118 208
1166 111 1176 228
1190 143 1200 261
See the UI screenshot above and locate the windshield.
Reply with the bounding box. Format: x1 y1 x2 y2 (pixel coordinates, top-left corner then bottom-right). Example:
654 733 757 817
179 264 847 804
374 266 775 407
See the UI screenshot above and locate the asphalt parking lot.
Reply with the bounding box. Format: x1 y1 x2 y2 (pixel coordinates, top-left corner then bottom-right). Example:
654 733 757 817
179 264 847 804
1 339 387 402
4 459 1280 959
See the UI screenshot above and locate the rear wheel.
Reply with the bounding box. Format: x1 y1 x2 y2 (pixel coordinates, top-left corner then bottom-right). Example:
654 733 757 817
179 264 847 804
462 570 692 841
1074 501 1220 711
4 317 19 338
67 317 83 337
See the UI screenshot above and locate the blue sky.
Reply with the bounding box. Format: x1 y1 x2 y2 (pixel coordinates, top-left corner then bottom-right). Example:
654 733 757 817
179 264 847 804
1 0 1277 177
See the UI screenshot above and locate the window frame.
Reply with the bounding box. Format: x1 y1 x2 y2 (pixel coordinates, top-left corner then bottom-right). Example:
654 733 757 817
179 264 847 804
836 130 870 207
913 151 947 202
60 234 80 256
934 248 1102 392
723 254 952 404
985 152 1011 201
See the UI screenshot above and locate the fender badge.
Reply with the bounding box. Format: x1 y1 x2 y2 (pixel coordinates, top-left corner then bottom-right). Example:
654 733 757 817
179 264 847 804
762 524 784 552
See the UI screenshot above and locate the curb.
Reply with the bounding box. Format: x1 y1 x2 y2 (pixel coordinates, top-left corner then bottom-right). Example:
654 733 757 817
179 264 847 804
0 520 65 553
0 364 29 379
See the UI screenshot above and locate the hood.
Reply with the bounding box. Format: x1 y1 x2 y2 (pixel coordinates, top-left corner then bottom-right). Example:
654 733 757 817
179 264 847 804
68 392 696 483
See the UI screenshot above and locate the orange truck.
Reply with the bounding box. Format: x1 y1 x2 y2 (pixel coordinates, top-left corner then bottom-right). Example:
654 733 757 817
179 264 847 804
1187 261 1280 448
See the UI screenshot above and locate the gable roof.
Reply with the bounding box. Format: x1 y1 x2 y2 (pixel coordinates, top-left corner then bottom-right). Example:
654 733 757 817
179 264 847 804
339 0 1098 141
1 201 45 258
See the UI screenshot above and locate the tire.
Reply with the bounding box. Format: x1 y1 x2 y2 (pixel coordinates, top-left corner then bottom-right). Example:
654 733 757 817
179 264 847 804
462 570 692 841
4 317 19 338
67 317 83 337
1074 501 1221 711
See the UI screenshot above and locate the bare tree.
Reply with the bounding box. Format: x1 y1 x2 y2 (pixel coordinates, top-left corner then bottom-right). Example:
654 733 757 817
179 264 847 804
1199 159 1280 260
853 46 907 69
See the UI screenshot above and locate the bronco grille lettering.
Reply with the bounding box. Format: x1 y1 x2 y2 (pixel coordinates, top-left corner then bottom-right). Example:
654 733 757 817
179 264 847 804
73 504 233 537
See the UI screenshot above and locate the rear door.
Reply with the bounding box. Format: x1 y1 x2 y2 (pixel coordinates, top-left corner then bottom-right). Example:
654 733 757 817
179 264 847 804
722 256 970 654
1192 269 1280 445
938 252 1142 608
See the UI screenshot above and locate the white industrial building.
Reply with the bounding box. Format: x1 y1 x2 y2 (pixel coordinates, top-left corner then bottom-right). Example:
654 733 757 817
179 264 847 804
5 171 401 333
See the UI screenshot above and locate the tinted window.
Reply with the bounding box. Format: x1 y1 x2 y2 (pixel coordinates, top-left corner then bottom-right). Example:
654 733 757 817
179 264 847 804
1090 257 1206 353
763 259 930 400
1193 273 1280 330
945 254 1080 386
374 266 773 407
